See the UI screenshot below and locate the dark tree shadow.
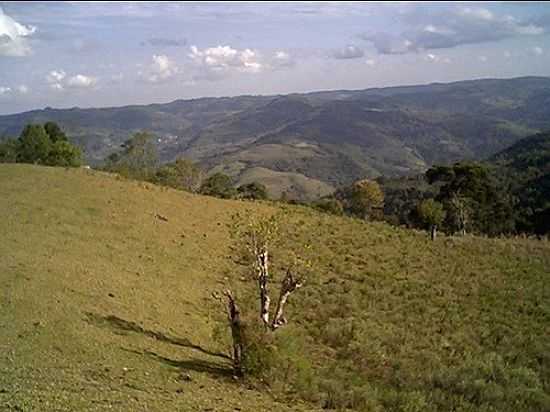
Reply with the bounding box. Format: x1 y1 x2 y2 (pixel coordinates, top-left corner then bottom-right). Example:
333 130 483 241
84 312 231 361
139 349 234 377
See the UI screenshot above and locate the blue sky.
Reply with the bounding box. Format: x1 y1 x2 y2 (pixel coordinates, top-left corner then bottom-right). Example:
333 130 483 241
1 1 550 114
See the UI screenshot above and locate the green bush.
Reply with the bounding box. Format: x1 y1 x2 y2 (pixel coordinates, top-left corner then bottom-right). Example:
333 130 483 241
313 198 344 215
46 140 82 167
104 132 158 180
237 182 268 200
17 124 52 164
0 139 18 163
200 173 237 199
153 158 204 192
430 352 550 411
1 122 82 167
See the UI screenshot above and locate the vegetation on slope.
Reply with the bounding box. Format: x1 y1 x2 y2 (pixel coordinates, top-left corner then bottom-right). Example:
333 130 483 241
490 131 550 234
1 77 549 199
379 131 550 236
1 164 549 411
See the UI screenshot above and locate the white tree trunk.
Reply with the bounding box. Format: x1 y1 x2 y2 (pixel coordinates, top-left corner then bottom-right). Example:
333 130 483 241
272 269 302 329
431 224 437 241
256 249 271 326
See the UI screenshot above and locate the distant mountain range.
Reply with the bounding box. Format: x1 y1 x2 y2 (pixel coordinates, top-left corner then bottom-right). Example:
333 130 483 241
1 76 550 200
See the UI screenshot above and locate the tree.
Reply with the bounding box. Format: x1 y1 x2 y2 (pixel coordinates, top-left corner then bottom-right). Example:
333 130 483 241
200 173 237 199
17 124 51 164
154 158 204 192
0 139 18 163
313 197 344 216
237 182 268 200
417 199 446 240
46 140 82 167
425 162 515 236
105 132 159 180
44 121 68 143
337 179 384 220
214 213 308 376
17 124 52 164
447 194 471 236
6 122 82 167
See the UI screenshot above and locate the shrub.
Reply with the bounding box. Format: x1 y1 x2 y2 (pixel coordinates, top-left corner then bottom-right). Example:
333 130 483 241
154 158 204 192
0 139 18 163
200 173 237 199
313 198 344 215
237 182 268 200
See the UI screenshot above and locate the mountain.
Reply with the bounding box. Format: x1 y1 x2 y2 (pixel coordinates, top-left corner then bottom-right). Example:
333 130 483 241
2 163 549 411
1 76 550 200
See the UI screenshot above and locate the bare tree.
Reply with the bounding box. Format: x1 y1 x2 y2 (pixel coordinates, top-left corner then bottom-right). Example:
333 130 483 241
449 194 470 236
214 213 306 376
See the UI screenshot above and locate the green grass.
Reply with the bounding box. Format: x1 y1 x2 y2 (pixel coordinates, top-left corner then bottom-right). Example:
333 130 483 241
1 164 549 411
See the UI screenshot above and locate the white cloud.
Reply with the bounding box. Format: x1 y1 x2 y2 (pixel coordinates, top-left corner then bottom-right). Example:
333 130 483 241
365 58 376 66
142 54 179 83
363 6 546 54
46 69 66 90
67 74 97 88
272 50 294 68
0 86 11 95
0 7 36 56
503 51 511 58
424 53 450 64
46 69 97 90
189 45 264 77
47 70 66 83
332 45 364 59
479 55 488 62
516 25 544 35
532 46 543 56
459 7 494 21
17 85 29 94
426 53 438 62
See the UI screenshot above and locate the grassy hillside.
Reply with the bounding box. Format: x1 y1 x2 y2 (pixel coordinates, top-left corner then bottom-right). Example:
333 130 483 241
1 164 549 411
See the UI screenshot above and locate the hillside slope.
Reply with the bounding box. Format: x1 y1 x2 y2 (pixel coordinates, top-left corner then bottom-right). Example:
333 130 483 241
1 77 549 199
1 165 549 411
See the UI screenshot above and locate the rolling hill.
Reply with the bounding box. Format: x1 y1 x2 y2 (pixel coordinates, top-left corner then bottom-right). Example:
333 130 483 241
1 76 550 200
1 164 549 411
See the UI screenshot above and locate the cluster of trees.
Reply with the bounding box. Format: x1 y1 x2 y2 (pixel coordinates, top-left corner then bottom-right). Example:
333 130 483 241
379 162 520 238
103 132 268 200
309 162 532 239
0 122 82 167
312 179 385 220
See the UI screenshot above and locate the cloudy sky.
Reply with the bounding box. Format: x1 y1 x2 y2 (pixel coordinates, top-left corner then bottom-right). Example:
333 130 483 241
1 1 550 114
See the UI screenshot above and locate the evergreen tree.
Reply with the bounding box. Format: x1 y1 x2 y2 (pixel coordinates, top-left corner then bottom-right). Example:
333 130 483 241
17 124 52 164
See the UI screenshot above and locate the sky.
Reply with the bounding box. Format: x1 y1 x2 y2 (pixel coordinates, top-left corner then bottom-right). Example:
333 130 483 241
1 1 550 114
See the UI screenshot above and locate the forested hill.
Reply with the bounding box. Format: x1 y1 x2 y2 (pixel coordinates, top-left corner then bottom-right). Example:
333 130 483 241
490 131 550 233
1 76 550 199
378 130 550 236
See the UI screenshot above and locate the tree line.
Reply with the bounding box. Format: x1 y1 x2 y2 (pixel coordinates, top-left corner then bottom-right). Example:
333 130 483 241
2 124 545 237
0 122 82 167
102 131 269 200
